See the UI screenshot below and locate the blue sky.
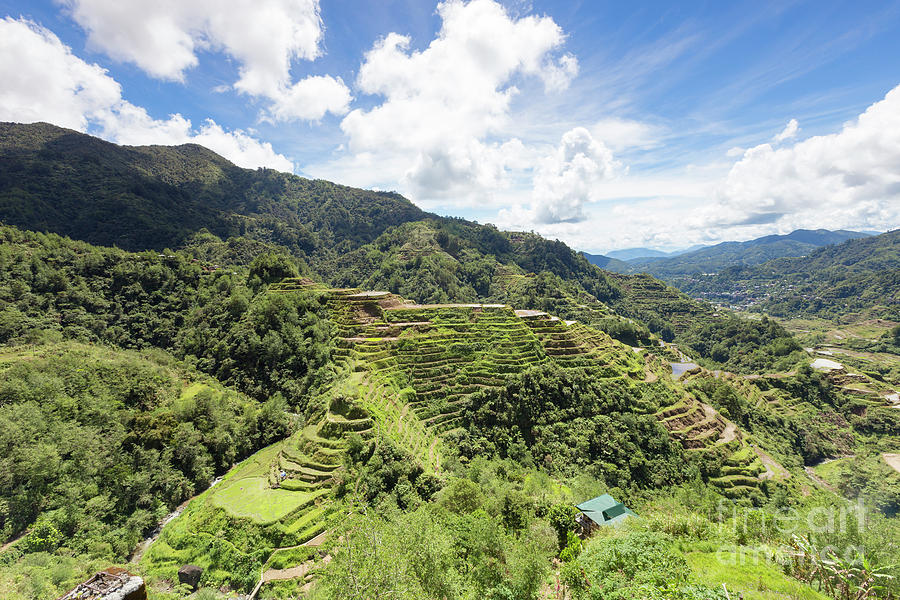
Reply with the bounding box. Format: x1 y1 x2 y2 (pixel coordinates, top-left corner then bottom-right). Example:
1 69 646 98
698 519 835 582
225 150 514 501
2 0 899 253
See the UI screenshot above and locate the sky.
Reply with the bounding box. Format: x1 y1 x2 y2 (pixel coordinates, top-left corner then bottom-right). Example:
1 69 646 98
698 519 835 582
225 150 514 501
1 0 899 253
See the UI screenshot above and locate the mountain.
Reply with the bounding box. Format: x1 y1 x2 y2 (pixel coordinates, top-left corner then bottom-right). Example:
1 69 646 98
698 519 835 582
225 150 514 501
0 121 796 373
581 251 630 271
681 229 900 319
605 247 669 260
0 121 425 257
605 229 872 279
604 244 707 261
1 123 898 600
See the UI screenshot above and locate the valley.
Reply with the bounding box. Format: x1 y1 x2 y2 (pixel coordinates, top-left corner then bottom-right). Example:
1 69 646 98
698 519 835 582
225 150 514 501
0 125 896 600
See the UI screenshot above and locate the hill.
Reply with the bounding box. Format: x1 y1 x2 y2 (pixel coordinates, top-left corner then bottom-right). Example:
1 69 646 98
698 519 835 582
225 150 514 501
0 122 798 373
0 341 291 599
679 229 900 320
605 229 871 278
606 247 669 260
603 245 706 261
580 251 630 271
0 121 425 258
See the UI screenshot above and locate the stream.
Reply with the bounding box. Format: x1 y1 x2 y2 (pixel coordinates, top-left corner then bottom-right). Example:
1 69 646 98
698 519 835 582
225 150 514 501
130 475 224 563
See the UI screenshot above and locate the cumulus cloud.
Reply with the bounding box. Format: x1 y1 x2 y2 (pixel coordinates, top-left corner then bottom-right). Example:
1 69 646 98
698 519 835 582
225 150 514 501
266 75 352 122
707 85 900 232
0 18 293 171
773 118 799 143
59 0 350 121
531 127 620 223
332 0 578 201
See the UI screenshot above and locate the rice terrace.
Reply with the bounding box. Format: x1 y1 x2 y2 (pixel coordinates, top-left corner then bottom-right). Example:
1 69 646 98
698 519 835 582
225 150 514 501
1 1 899 599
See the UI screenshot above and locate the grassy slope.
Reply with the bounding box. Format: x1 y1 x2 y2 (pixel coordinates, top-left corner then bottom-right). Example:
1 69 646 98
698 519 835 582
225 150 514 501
687 550 830 600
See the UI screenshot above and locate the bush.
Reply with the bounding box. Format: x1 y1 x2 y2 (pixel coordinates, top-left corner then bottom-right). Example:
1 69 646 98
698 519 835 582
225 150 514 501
564 531 690 599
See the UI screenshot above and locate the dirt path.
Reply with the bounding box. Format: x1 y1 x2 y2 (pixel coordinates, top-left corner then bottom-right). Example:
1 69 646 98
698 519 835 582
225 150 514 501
719 422 738 445
643 357 659 383
884 454 900 475
0 530 27 554
250 534 333 599
751 445 790 481
263 563 310 583
130 475 223 563
804 467 836 492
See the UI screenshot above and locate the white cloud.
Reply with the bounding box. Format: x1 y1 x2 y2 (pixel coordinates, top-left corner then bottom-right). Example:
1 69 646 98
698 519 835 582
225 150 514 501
530 127 620 223
59 0 350 121
0 17 120 131
773 118 799 143
265 75 352 122
590 118 662 152
327 0 577 202
708 85 900 232
0 18 293 171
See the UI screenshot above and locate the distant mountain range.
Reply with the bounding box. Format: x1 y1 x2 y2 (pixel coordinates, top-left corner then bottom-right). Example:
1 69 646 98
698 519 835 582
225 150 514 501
588 229 872 278
679 229 900 319
603 245 706 261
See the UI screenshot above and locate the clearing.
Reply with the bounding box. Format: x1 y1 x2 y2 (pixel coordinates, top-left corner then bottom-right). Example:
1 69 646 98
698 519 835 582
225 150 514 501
211 476 316 523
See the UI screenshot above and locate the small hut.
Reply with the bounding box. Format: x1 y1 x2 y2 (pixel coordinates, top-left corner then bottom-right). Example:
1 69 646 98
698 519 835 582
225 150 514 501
575 494 636 536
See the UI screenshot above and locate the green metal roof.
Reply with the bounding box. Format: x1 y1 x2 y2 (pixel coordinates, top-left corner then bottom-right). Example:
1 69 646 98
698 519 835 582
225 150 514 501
576 494 637 526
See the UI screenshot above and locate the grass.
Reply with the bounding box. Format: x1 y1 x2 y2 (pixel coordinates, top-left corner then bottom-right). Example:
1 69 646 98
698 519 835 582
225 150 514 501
210 477 317 524
687 549 830 600
812 458 850 488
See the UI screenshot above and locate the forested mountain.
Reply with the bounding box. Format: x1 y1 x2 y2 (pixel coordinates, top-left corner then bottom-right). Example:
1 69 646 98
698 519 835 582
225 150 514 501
680 229 900 319
603 229 871 278
0 122 425 257
580 251 629 270
0 122 797 373
604 245 706 261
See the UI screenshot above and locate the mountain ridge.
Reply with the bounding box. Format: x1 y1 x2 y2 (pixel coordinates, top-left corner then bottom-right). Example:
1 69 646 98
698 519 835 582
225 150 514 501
601 228 872 278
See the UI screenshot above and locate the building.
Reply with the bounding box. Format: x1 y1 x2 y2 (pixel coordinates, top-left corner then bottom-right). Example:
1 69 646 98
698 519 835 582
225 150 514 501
575 494 636 535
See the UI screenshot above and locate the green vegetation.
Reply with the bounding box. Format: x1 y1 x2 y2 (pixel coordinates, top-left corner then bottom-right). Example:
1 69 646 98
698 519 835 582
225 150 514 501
0 342 291 598
0 122 424 257
0 124 898 600
0 122 813 374
678 230 900 320
604 229 869 279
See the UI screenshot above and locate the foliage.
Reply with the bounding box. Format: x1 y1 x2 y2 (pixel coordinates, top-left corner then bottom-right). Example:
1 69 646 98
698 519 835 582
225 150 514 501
680 315 805 374
676 230 900 320
0 343 286 559
0 224 335 407
788 535 896 600
460 363 693 490
562 530 693 599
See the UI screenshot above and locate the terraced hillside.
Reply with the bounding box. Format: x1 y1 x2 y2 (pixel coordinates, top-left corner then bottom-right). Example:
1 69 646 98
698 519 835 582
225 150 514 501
143 279 778 591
